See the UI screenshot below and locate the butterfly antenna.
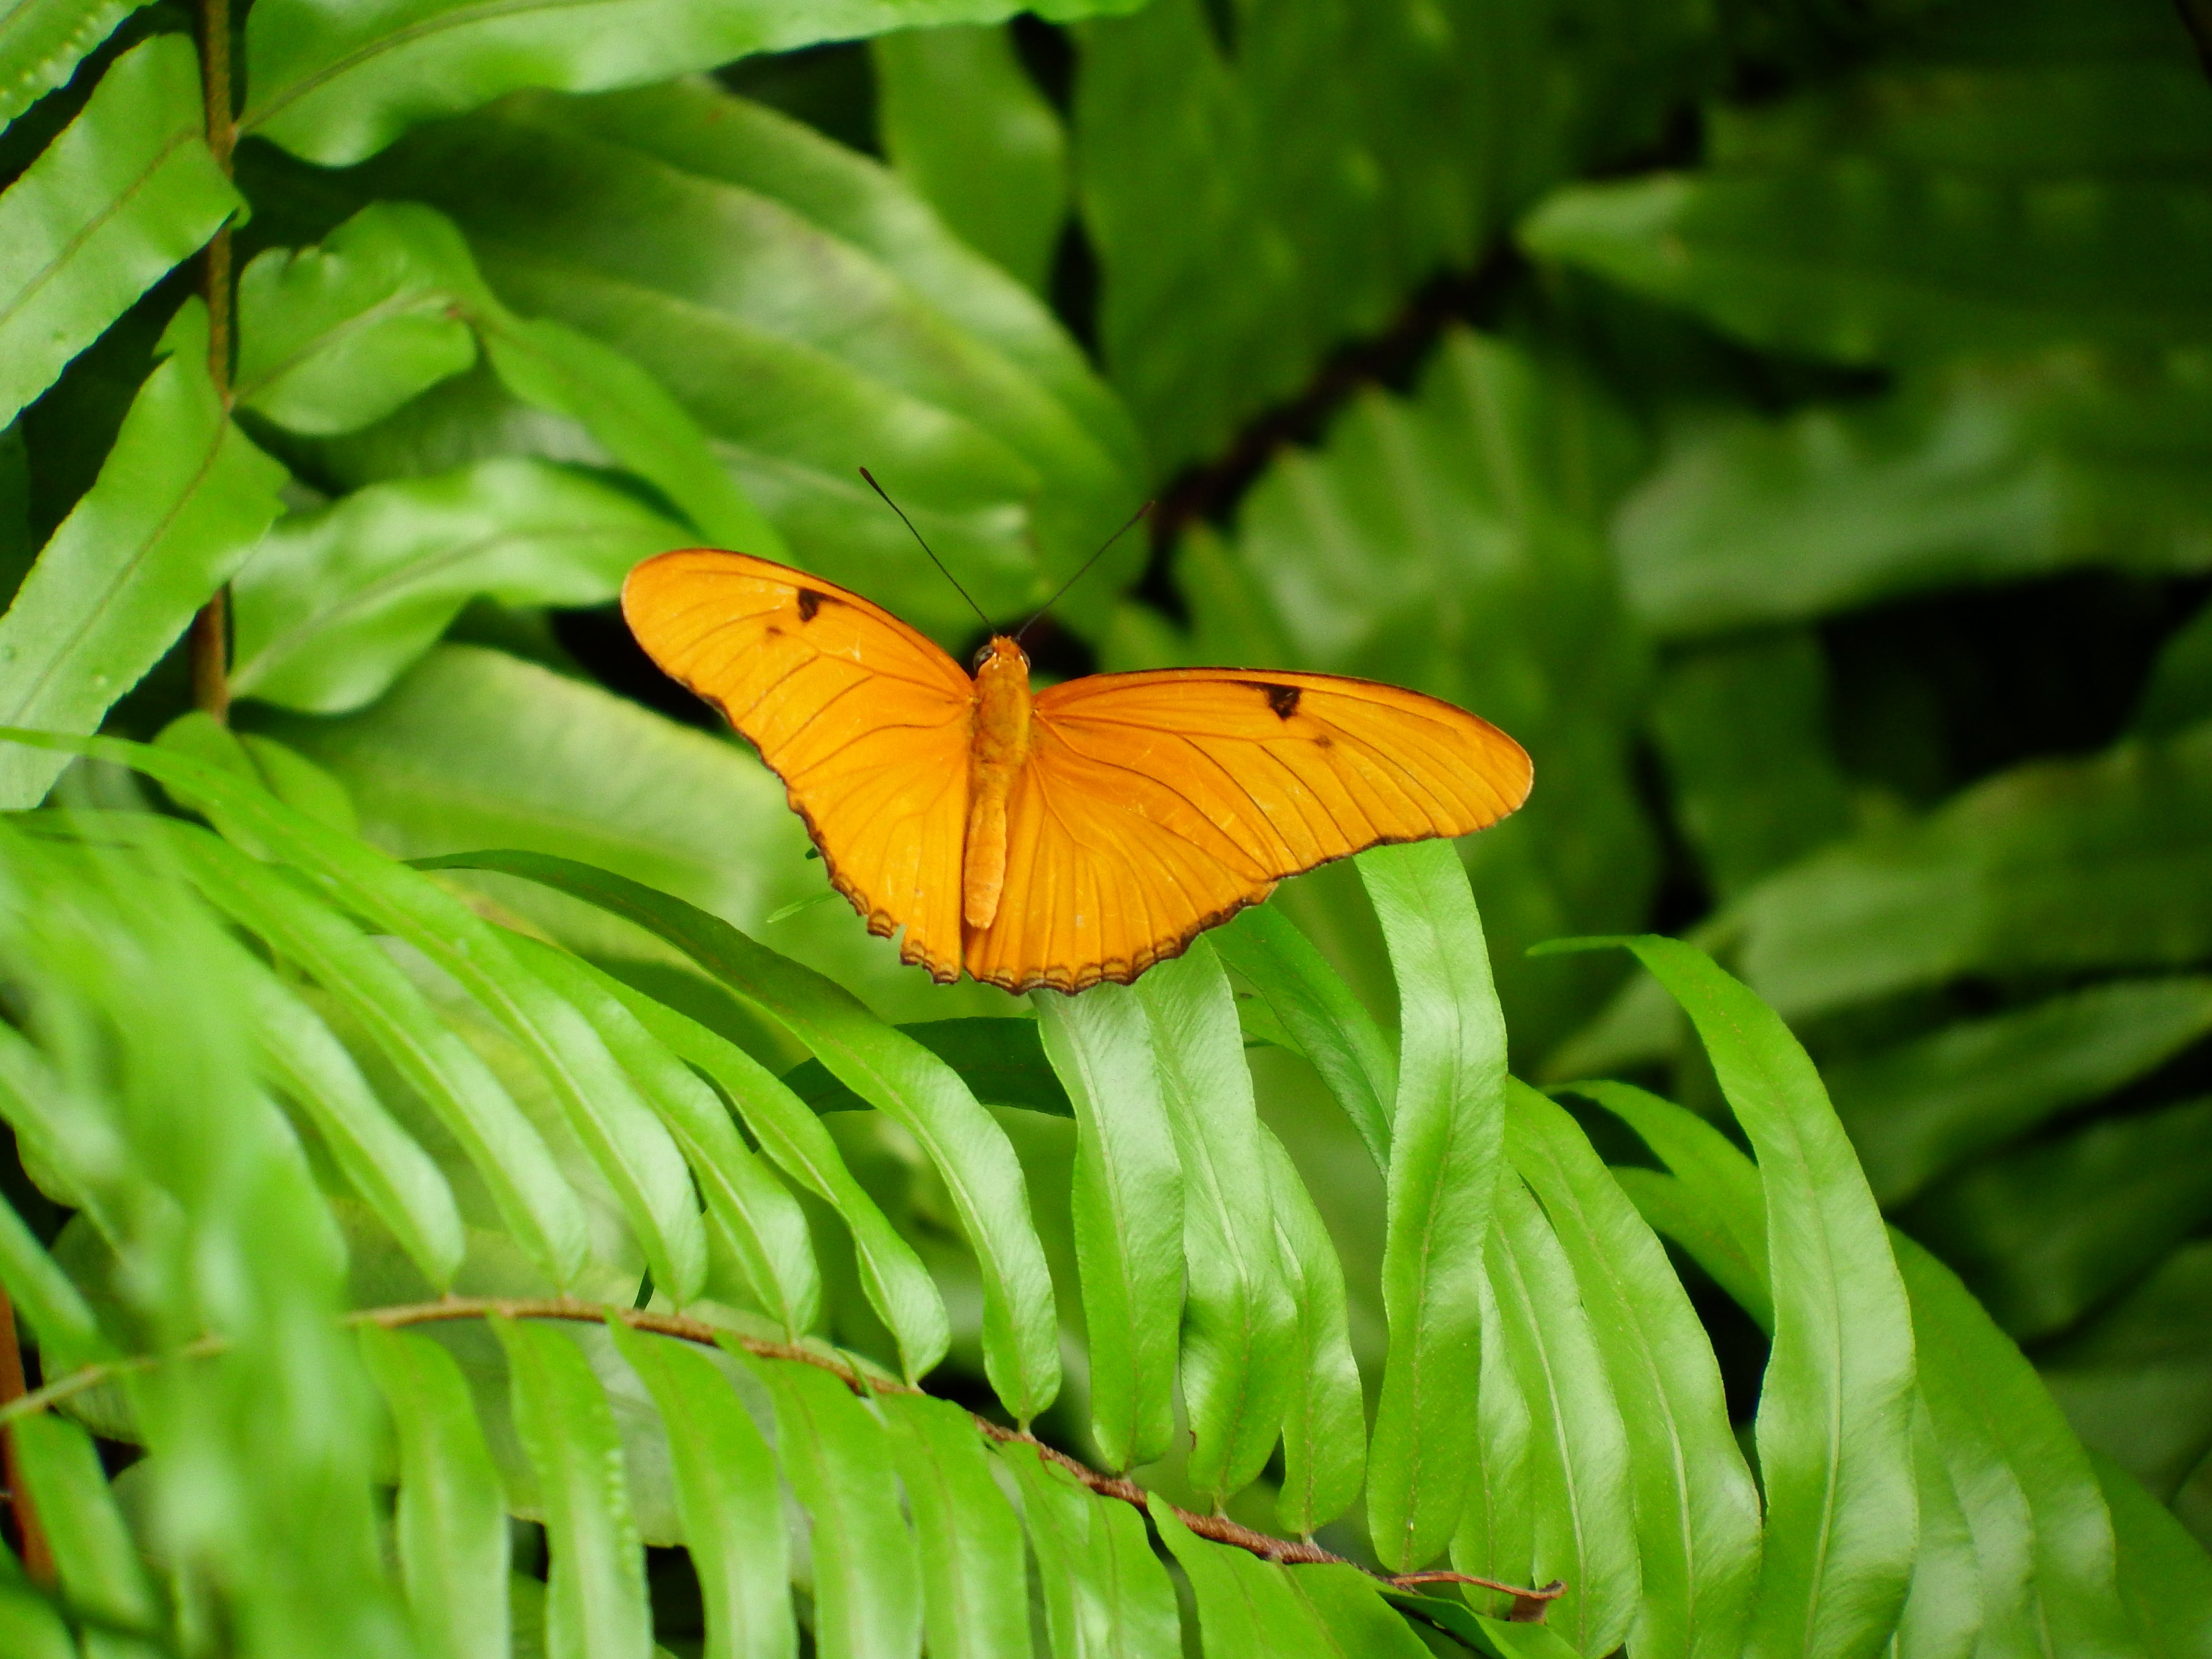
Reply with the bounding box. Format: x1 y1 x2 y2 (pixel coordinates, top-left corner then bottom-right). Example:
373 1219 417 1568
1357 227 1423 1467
1014 500 1154 644
859 467 991 630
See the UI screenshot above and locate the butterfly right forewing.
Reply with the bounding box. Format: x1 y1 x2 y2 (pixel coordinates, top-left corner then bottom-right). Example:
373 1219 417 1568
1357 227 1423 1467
623 550 977 981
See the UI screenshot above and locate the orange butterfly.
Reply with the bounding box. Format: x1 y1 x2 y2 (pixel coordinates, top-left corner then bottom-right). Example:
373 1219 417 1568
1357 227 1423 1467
623 550 1531 994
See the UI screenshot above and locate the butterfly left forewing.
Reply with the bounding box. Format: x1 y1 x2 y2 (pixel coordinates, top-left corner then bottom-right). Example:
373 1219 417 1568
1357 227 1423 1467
623 550 975 980
962 668 1531 993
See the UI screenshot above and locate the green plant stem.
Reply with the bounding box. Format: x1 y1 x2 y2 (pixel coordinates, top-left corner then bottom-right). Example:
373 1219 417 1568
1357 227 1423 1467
0 1287 53 1583
189 0 236 722
0 1296 1562 1615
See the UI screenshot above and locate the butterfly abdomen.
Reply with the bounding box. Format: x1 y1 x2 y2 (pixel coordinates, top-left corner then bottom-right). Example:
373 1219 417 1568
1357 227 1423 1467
962 638 1034 930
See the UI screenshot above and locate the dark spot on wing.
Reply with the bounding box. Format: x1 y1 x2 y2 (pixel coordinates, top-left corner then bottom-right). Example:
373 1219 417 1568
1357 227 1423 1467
796 588 827 622
1242 680 1301 720
1315 733 1333 748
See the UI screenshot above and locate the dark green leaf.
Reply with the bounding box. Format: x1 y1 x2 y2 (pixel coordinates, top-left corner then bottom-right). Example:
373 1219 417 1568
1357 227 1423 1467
424 847 1060 1422
0 301 284 807
2040 1240 2212 1503
1649 630 1853 898
1617 358 2212 638
347 82 1139 638
1902 1094 2212 1341
1030 980 1181 1471
606 1322 794 1659
493 1315 653 1659
1213 331 1654 1054
1521 164 2212 366
0 1177 104 1368
359 1324 513 1659
1730 721 2212 1022
738 1350 920 1659
879 1392 1029 1659
1136 940 1294 1503
872 24 1067 296
2096 1452 2212 1659
1829 978 2212 1205
781 1018 1069 1118
2136 600 2212 737
0 34 237 426
231 458 690 713
1362 841 1507 1571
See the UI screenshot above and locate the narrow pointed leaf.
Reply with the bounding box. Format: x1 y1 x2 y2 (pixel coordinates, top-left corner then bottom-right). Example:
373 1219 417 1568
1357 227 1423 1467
0 34 238 425
1280 1565 1432 1659
2095 1452 2212 1659
1214 902 1397 1169
132 814 589 1284
879 1392 1029 1659
1553 937 1917 1659
1361 841 1508 1570
606 1322 794 1659
9 1414 160 1643
115 756 709 1303
1897 1234 2135 1659
1031 981 1181 1469
1136 941 1294 1502
359 1324 512 1659
738 1351 920 1659
1151 1497 1332 1659
1506 1081 1760 1659
0 1191 105 1372
999 1444 1179 1659
247 955 466 1289
1569 1080 1773 1330
0 301 284 808
1261 1127 1364 1538
493 1315 652 1659
511 937 812 1325
594 974 947 1381
1895 1399 1983 1659
422 849 1059 1422
1471 1176 1639 1651
782 1019 1069 1118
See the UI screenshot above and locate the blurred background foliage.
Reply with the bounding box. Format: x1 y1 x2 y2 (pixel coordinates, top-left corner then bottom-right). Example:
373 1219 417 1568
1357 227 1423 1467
5 0 2212 1637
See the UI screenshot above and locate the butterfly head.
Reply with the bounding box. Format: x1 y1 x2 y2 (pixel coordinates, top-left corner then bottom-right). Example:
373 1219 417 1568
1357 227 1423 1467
973 635 1030 678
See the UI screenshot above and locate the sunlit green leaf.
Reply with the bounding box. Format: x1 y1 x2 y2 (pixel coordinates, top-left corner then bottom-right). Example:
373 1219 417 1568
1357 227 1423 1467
0 301 283 808
0 34 237 427
0 0 149 131
230 459 690 713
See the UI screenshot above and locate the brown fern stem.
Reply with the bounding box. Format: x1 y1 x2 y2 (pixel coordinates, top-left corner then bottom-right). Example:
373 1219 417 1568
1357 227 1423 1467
189 0 236 722
0 1295 1565 1620
0 1288 53 1583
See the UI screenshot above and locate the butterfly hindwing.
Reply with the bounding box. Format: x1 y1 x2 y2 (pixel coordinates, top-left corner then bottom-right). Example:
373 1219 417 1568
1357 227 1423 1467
622 550 975 980
962 669 1532 993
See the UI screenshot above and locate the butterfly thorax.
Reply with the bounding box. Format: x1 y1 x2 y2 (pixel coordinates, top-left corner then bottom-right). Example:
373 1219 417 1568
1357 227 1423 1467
962 637 1033 931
